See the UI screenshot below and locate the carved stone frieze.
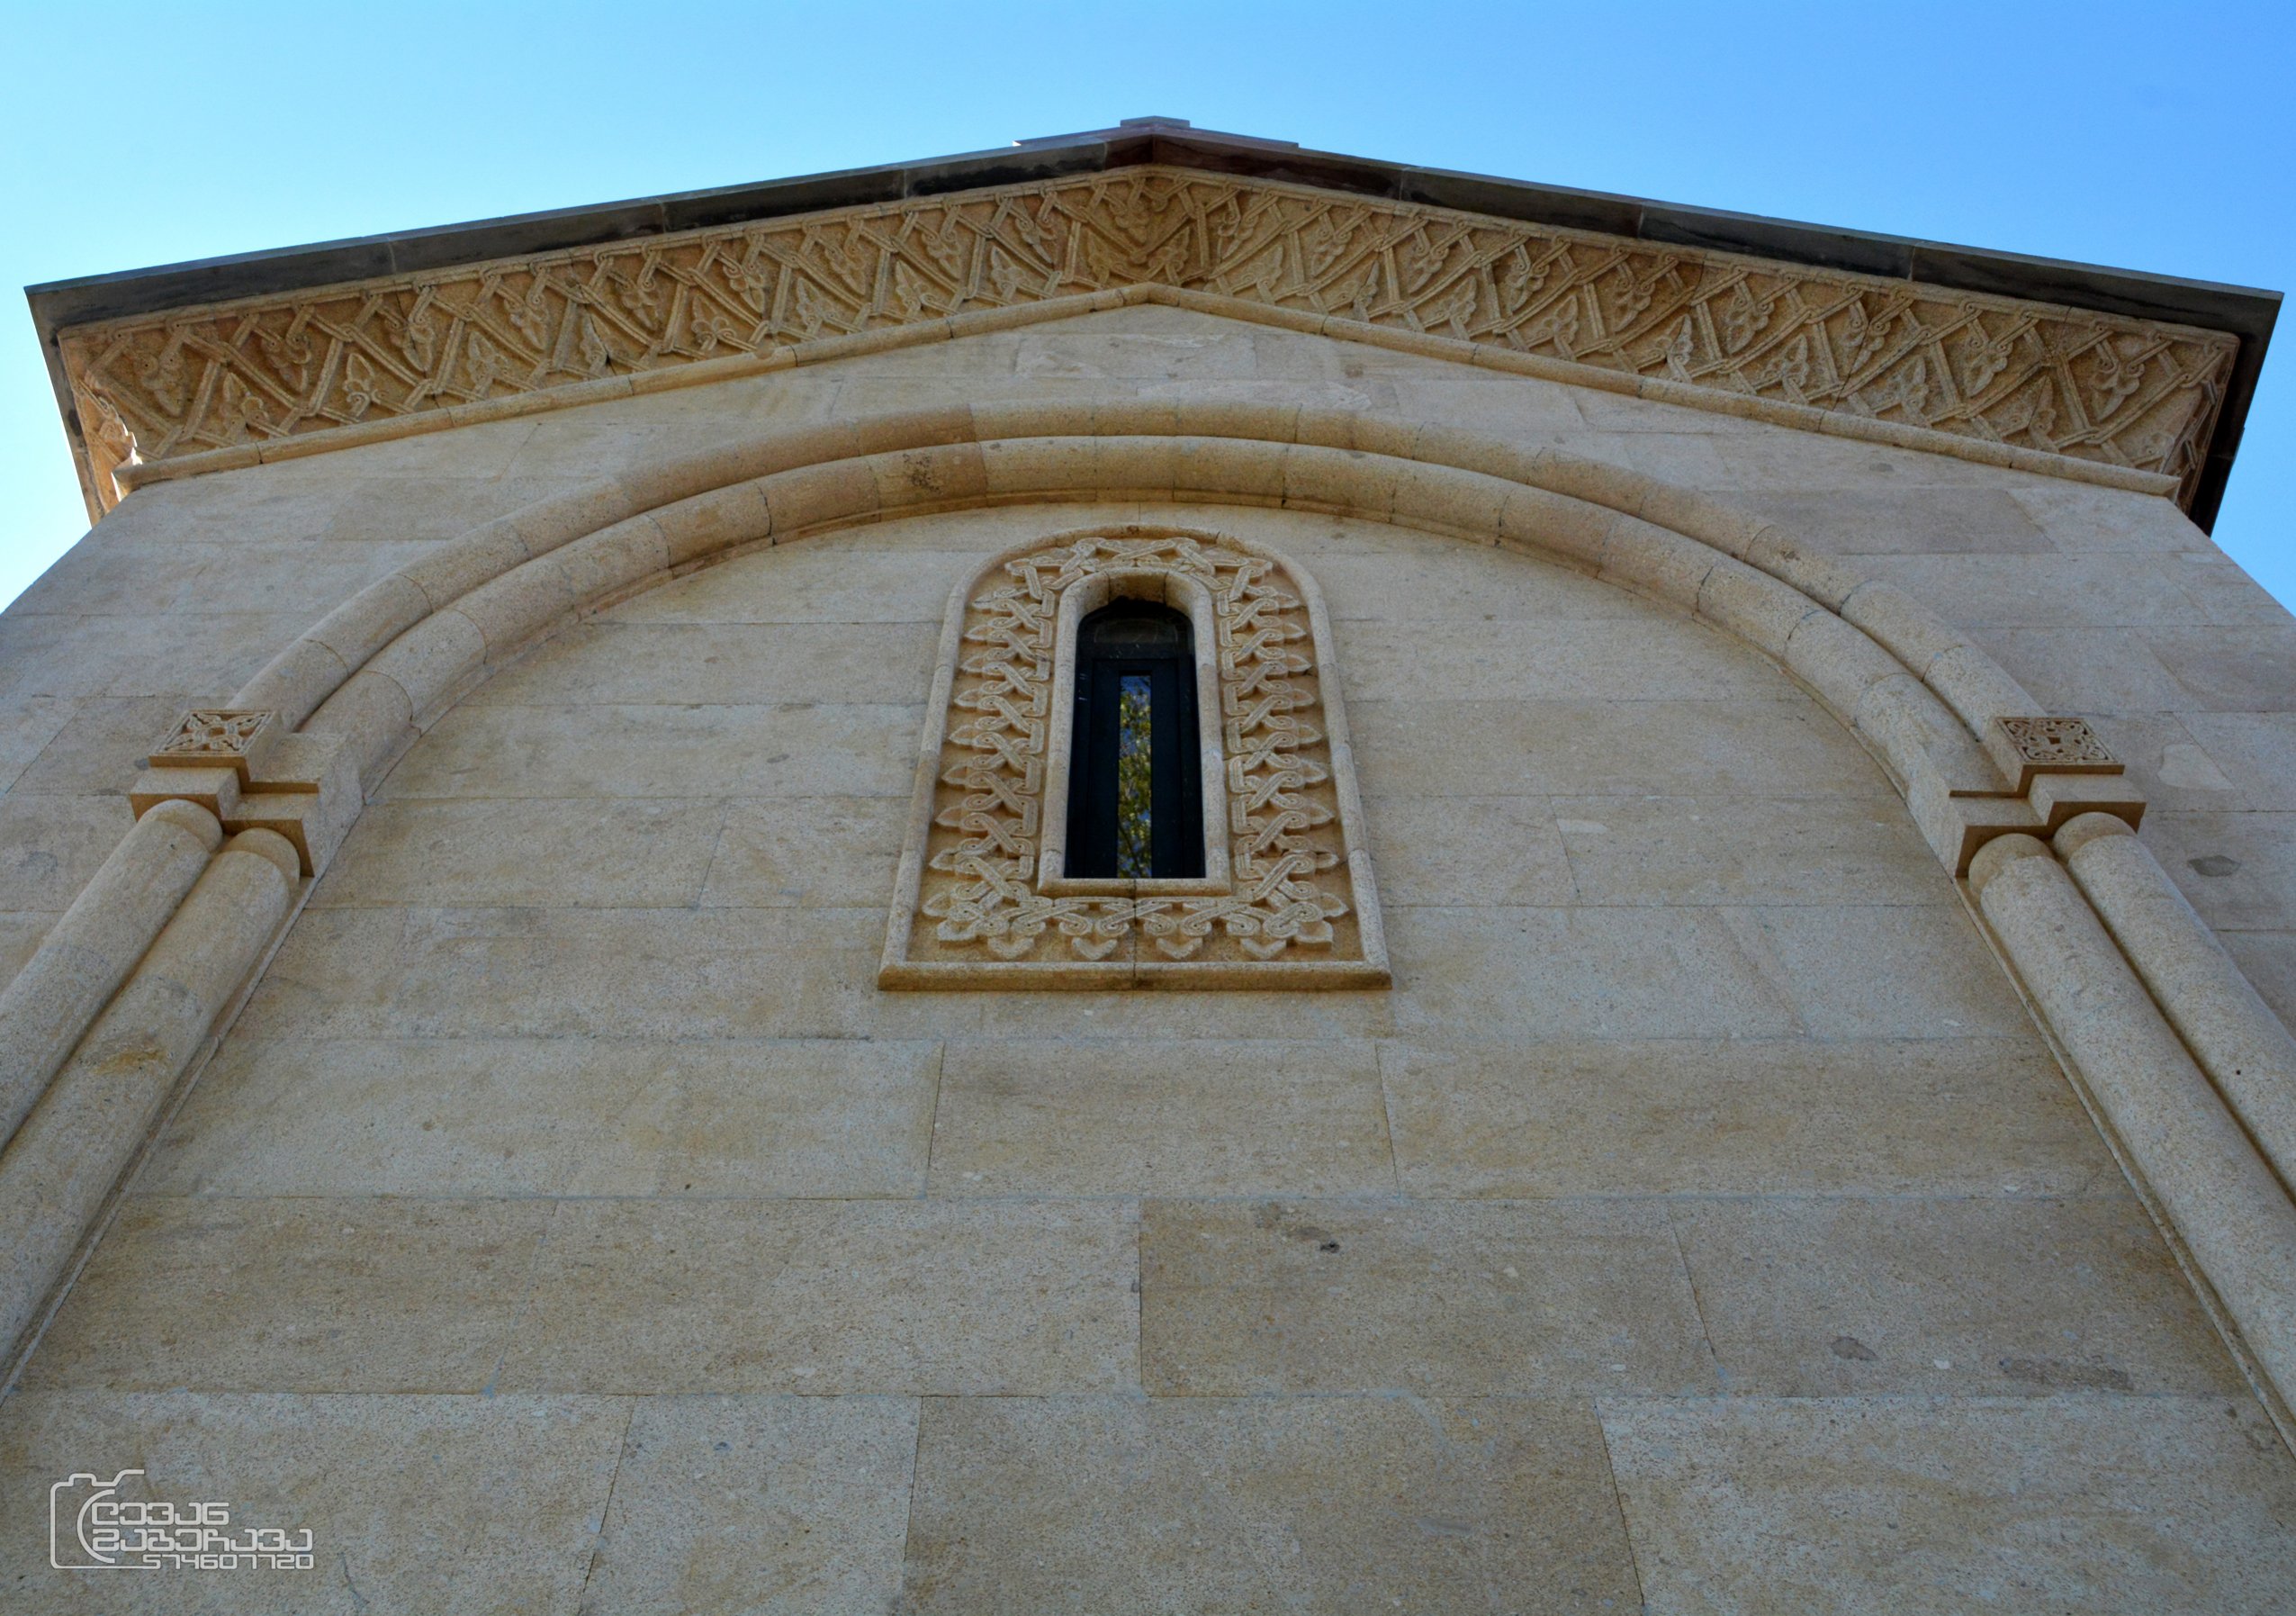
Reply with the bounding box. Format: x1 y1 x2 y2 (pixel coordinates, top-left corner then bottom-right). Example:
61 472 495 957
59 168 2237 510
882 525 1386 987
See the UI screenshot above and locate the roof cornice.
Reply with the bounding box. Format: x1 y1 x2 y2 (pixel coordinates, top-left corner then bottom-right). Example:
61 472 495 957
28 117 2279 528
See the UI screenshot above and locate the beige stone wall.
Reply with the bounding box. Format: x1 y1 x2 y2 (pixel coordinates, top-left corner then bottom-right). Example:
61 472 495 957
5 305 2296 1606
12 306 2289 1024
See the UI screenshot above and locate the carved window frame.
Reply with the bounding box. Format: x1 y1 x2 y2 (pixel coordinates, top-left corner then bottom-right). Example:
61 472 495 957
878 524 1389 989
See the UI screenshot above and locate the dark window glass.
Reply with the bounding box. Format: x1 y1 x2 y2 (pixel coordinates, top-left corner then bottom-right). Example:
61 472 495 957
1067 601 1205 880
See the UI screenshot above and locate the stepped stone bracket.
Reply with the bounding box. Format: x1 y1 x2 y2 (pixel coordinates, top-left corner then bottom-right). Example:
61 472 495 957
128 709 360 877
1930 716 2144 873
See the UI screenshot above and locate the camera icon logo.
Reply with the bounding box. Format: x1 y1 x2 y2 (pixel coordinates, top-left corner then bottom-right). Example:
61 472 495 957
50 1468 146 1570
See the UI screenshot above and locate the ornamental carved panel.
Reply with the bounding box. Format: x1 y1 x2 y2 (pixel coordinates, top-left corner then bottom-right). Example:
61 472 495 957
60 167 2237 511
1994 716 2120 771
880 526 1387 989
148 709 278 777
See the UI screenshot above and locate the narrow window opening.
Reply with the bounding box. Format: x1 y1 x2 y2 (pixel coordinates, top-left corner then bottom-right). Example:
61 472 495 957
1067 600 1205 880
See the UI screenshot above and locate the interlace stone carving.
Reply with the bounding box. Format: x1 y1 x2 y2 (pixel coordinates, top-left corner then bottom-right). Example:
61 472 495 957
1996 716 2120 770
60 168 2237 510
889 527 1380 983
149 709 277 771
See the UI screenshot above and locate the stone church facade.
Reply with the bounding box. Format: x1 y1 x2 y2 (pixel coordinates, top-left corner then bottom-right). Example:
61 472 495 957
2 119 2293 1609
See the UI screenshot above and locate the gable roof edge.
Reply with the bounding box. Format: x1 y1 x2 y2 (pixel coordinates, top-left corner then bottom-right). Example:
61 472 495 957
25 119 2280 529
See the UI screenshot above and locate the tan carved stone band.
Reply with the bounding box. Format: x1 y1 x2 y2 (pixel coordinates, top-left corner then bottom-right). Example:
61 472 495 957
60 169 2237 513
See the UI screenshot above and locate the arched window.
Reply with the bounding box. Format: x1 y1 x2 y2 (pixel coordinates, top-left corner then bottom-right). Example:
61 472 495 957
1063 600 1206 880
883 525 1386 988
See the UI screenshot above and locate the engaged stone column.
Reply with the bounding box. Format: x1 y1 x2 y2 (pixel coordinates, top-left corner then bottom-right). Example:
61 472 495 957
1970 833 2296 1412
0 829 298 1369
0 799 222 1150
2057 812 2296 1197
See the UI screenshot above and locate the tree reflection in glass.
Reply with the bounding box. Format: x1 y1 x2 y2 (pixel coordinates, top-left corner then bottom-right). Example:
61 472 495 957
1116 674 1153 877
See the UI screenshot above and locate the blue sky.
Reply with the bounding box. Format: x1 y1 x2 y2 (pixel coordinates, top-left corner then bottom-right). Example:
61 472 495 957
3 2 2288 608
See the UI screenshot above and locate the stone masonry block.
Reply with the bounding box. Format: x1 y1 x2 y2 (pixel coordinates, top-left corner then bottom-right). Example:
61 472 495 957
130 763 241 822
2030 771 2147 834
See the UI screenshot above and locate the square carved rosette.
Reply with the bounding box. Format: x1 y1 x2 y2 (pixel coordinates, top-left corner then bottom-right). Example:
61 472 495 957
880 527 1388 989
148 709 282 781
1985 716 2125 794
